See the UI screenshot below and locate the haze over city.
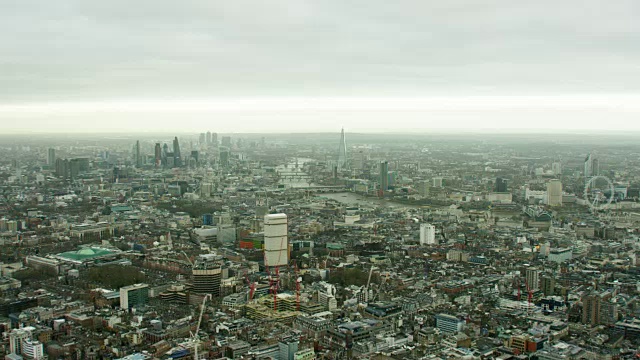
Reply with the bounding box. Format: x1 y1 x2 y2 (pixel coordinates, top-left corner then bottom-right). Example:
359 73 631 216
3 2 640 360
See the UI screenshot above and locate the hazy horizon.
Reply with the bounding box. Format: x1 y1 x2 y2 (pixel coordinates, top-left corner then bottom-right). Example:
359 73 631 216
4 127 640 137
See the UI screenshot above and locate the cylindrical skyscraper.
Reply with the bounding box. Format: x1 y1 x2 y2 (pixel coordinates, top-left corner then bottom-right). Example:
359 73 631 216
264 213 289 310
264 214 288 267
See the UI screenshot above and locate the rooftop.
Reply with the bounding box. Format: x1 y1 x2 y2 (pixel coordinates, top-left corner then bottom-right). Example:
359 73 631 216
57 247 118 262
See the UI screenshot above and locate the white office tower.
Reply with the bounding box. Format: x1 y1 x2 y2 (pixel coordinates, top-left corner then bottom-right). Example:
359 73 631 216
264 214 288 267
547 179 563 206
21 339 44 360
552 162 562 176
420 223 436 245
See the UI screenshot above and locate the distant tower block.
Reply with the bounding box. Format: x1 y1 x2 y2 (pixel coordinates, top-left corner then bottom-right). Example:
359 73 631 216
154 143 162 167
264 214 289 267
47 148 56 166
547 179 563 206
337 128 348 170
173 137 182 167
420 223 436 245
379 161 389 192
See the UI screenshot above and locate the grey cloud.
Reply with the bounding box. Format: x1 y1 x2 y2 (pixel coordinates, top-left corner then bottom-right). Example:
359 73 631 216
1 0 639 102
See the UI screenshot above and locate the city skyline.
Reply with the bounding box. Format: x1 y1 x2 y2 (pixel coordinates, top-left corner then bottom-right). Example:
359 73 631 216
3 1 640 358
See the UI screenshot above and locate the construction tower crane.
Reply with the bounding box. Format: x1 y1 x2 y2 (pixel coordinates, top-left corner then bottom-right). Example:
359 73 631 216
525 279 533 314
513 276 521 302
181 251 194 266
294 260 301 311
371 272 389 303
245 274 257 301
192 294 211 360
365 266 377 302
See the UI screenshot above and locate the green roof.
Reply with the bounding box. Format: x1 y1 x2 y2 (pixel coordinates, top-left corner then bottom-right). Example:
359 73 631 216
58 247 117 261
326 243 345 250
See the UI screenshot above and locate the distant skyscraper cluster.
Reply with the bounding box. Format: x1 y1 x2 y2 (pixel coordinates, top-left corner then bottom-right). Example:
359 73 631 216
200 131 218 146
127 131 223 169
135 131 270 170
54 157 89 180
153 137 181 168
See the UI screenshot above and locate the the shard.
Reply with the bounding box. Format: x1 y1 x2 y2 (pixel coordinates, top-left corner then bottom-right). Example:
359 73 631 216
337 127 348 170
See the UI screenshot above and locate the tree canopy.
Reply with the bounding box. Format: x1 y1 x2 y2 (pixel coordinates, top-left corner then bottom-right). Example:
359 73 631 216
87 265 145 289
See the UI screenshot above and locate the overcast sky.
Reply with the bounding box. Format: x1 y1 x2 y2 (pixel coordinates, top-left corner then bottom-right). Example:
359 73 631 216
1 0 639 133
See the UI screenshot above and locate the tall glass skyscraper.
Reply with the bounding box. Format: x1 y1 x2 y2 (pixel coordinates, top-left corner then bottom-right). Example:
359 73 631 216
337 128 348 170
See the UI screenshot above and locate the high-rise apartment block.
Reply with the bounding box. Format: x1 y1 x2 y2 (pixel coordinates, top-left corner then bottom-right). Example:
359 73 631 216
525 268 539 291
420 223 436 245
541 276 556 296
495 177 508 193
219 148 230 167
47 148 56 166
547 179 563 206
379 161 389 192
581 291 617 326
